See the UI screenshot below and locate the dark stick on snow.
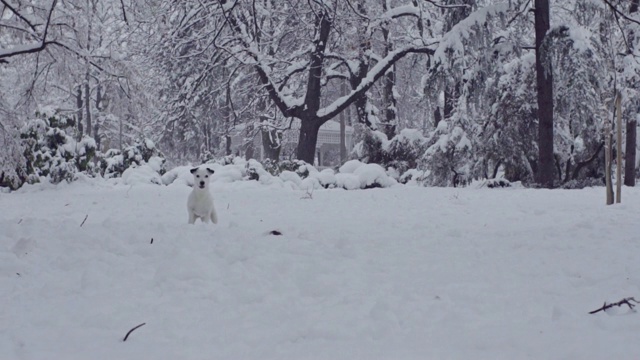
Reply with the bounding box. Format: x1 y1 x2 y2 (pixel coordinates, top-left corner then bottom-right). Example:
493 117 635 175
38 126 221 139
80 214 88 227
589 297 639 314
150 238 154 244
17 219 22 224
123 322 146 342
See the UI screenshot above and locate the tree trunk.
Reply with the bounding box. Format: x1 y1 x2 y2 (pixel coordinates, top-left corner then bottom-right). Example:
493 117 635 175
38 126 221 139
225 135 232 156
296 118 321 164
381 0 397 140
261 128 282 161
605 109 614 205
76 86 83 140
94 84 102 150
535 0 555 188
625 0 639 186
84 71 92 137
616 92 623 202
339 81 347 164
624 117 637 186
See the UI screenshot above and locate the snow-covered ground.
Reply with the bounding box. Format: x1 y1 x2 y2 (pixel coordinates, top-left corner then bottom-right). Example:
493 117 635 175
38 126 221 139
1 179 640 359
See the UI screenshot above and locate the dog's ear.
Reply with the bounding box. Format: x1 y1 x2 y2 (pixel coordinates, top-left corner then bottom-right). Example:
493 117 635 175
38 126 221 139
206 168 215 175
190 167 199 174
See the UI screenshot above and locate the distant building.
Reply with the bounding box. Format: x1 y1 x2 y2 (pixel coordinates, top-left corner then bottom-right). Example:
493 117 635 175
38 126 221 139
230 120 355 167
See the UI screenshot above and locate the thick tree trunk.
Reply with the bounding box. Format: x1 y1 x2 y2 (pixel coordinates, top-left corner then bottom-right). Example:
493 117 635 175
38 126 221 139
296 118 321 164
625 0 639 186
624 118 637 186
535 0 555 188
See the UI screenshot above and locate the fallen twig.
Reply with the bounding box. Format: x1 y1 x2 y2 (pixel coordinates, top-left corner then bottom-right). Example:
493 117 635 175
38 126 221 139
589 297 639 314
123 322 146 342
150 238 154 244
301 188 313 200
80 214 88 227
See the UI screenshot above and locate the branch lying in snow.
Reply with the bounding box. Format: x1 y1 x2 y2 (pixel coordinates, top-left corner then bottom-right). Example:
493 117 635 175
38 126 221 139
589 297 639 314
123 322 146 342
80 214 88 227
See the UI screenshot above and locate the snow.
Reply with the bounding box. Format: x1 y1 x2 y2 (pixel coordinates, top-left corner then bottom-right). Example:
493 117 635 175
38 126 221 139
3 180 640 359
353 163 398 188
121 165 162 185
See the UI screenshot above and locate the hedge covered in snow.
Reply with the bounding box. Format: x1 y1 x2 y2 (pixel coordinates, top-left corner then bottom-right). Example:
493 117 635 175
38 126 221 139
158 158 399 190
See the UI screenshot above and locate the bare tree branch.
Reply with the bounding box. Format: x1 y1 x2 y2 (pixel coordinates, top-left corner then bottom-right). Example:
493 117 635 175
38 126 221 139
589 297 639 314
119 0 128 24
0 0 38 33
603 0 640 27
122 322 146 342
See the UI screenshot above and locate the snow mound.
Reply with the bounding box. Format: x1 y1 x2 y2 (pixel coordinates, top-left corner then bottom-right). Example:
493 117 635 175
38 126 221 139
335 173 361 190
353 163 397 188
122 165 162 185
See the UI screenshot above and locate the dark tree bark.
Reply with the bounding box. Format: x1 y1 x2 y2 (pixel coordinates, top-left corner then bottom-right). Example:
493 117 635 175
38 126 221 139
624 0 639 186
339 82 348 164
625 117 636 186
84 72 92 137
381 0 397 140
296 119 322 164
535 0 555 188
76 86 84 140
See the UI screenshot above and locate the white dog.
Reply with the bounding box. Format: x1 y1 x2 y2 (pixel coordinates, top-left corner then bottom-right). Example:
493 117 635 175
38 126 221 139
187 166 218 224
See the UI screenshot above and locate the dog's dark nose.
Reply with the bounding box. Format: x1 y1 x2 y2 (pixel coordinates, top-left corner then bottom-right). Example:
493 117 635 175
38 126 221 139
199 181 205 186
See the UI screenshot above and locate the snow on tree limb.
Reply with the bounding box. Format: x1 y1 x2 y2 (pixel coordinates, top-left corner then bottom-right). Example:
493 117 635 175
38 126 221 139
317 45 434 121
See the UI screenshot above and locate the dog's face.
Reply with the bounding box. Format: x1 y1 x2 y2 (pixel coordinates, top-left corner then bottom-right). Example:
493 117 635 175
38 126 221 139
190 167 215 189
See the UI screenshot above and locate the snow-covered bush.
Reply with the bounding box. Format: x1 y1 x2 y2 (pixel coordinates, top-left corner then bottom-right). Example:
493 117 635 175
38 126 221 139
278 159 316 179
485 178 511 188
352 128 427 181
122 164 163 185
0 126 28 190
19 111 96 185
385 129 427 175
99 138 166 178
339 160 397 189
561 177 603 189
353 129 389 165
399 169 427 185
420 121 474 187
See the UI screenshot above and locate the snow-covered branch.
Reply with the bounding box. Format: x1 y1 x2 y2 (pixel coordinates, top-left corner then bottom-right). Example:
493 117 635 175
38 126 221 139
318 45 434 121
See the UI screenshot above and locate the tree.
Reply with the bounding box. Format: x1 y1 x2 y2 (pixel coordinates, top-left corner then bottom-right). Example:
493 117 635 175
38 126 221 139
211 0 438 164
535 0 555 188
624 0 639 186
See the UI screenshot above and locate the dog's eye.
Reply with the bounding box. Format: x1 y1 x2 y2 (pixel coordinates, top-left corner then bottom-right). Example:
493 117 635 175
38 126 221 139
205 175 208 178
196 175 200 178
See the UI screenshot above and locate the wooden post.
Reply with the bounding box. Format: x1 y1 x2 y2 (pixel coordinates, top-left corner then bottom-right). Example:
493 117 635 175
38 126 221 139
615 91 622 203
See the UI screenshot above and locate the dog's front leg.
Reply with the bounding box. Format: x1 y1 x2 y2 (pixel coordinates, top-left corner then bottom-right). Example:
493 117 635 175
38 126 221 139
188 211 196 224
